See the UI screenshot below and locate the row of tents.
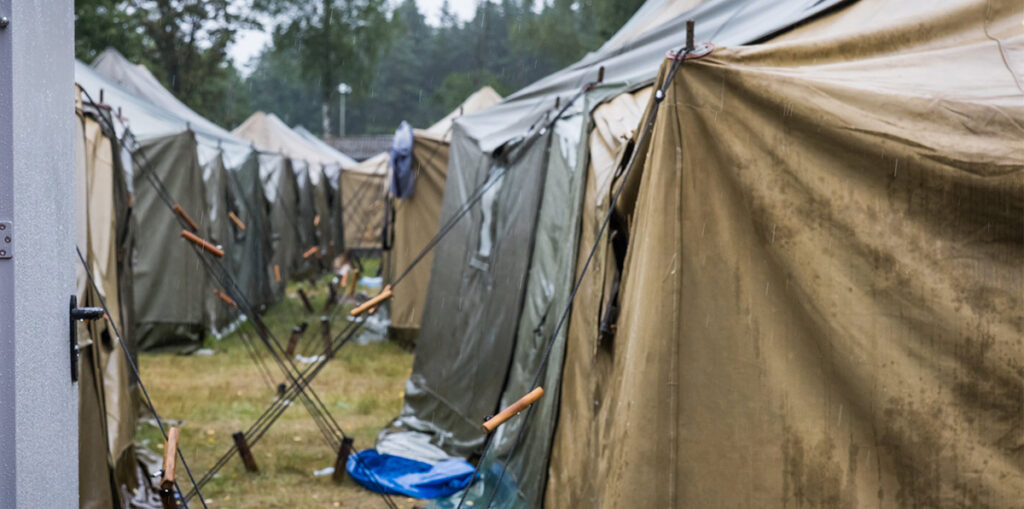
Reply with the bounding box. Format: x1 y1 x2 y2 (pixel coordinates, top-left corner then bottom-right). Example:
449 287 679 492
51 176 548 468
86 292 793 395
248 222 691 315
72 46 502 507
74 0 1022 505
360 0 1022 507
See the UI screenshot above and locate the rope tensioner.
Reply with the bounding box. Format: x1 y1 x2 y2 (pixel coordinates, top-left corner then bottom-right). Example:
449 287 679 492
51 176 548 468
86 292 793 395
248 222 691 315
303 246 320 259
180 230 224 258
481 387 545 433
213 288 237 308
274 264 281 283
159 427 180 509
228 210 246 231
172 204 199 232
349 285 392 316
314 214 321 227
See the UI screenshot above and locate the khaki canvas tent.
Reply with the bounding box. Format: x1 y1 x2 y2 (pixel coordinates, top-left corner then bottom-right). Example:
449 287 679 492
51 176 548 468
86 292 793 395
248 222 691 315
342 154 389 252
386 86 502 340
548 0 1024 507
74 90 148 509
381 0 872 507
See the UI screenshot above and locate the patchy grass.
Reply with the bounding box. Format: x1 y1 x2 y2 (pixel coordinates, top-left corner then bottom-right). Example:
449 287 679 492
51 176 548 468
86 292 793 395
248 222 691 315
138 267 416 508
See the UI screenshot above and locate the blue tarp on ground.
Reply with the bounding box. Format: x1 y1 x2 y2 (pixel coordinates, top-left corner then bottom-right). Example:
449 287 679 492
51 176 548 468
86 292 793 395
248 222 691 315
347 449 475 499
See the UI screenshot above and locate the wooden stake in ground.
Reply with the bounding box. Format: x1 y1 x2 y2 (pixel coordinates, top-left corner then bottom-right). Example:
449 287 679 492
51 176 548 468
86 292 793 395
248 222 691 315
332 437 355 484
232 432 260 473
320 316 332 358
297 288 314 313
285 325 305 357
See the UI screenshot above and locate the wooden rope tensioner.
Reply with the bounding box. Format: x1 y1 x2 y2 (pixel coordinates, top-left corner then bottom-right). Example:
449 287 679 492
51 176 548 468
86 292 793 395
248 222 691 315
482 387 545 433
349 285 393 316
180 230 224 258
228 211 246 231
172 204 199 232
159 427 180 509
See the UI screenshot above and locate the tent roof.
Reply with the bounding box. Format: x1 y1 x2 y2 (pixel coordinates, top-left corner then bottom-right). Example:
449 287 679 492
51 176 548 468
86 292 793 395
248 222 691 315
292 125 359 168
233 111 357 170
89 48 252 166
421 86 503 141
455 0 851 153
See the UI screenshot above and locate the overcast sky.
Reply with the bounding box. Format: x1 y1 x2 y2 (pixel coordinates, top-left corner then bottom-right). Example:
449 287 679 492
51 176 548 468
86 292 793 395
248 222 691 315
230 0 480 74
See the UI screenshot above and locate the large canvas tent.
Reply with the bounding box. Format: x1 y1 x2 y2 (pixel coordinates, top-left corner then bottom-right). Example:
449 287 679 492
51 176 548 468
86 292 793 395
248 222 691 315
548 0 1024 506
386 86 502 340
84 48 277 344
76 62 213 351
387 4 852 507
74 90 146 509
341 154 389 252
294 125 353 253
233 111 356 274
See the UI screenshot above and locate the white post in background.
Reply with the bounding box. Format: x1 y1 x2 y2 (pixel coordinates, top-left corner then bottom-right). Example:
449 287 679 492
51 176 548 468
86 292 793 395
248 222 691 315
0 2 78 506
337 82 351 138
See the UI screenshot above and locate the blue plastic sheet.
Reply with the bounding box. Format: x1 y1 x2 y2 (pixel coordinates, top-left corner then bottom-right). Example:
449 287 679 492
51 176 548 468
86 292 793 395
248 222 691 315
347 449 475 499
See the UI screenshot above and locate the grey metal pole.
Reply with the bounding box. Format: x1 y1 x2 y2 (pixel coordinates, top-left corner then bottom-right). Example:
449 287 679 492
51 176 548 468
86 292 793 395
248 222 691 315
0 1 78 506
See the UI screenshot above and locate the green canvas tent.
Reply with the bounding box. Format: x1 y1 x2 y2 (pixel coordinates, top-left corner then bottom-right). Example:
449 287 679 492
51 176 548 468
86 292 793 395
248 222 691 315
386 86 503 342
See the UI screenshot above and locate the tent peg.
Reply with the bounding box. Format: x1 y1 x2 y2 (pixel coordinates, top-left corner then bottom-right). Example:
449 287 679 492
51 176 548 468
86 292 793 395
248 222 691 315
482 387 545 433
331 437 355 484
232 432 260 473
350 285 392 316
159 427 180 509
180 230 224 257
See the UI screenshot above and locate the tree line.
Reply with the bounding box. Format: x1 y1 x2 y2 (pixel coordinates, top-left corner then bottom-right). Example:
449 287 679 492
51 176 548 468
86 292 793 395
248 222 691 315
75 0 644 136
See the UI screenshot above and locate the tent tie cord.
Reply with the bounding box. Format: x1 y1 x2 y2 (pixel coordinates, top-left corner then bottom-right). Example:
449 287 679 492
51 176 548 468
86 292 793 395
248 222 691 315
75 247 209 509
454 35 699 509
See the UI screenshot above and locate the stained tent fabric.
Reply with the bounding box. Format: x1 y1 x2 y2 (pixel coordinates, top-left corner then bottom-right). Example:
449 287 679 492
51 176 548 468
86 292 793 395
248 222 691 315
75 95 146 509
387 87 502 340
548 0 1024 506
391 0 851 488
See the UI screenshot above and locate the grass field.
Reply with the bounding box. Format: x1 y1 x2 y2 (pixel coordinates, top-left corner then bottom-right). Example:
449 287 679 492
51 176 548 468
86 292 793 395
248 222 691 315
137 265 419 508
